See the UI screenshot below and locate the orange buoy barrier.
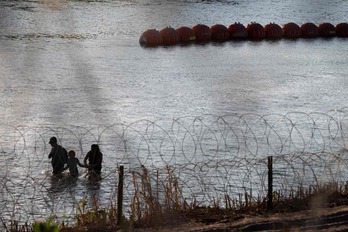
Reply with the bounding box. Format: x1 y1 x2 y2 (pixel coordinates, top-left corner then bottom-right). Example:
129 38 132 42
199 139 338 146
140 22 347 47
228 22 247 40
282 22 301 38
139 29 162 47
247 22 265 40
318 22 336 37
210 24 230 42
160 27 179 46
336 23 348 37
264 23 283 39
192 24 211 43
300 22 319 38
176 26 196 43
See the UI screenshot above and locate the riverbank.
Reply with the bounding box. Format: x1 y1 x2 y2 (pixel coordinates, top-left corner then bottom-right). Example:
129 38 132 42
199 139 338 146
130 189 348 232
3 188 348 232
134 204 348 232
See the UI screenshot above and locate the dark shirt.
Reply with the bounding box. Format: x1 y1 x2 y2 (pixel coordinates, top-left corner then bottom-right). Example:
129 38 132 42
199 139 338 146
48 145 68 175
65 157 85 176
84 150 103 173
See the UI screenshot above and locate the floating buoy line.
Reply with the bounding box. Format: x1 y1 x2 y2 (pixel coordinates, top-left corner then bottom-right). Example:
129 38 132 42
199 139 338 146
139 22 348 47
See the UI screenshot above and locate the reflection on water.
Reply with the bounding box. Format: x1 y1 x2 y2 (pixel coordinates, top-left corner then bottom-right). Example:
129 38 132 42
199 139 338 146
47 172 103 195
47 174 79 194
44 171 104 223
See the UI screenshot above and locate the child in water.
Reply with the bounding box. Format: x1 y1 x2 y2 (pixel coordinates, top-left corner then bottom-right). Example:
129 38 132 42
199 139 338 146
64 150 86 177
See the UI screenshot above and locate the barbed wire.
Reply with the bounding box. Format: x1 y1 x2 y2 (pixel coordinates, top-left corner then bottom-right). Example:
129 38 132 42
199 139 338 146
1 109 348 226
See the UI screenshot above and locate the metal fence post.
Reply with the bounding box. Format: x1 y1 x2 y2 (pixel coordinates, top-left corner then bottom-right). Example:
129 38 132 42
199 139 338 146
117 165 124 225
267 156 273 210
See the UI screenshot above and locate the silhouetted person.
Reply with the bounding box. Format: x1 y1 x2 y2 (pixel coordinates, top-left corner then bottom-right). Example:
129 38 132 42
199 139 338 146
64 150 86 177
48 136 68 175
84 144 103 176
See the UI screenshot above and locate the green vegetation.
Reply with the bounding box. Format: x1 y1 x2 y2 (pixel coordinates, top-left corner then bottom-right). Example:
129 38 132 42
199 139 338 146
2 166 348 232
33 219 59 232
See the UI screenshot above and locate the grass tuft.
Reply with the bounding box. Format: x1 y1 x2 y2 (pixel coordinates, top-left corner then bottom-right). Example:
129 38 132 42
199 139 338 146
4 167 348 231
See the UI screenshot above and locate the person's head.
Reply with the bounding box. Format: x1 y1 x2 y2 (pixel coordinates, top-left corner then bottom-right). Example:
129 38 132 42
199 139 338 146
91 144 100 153
68 150 76 157
49 137 58 146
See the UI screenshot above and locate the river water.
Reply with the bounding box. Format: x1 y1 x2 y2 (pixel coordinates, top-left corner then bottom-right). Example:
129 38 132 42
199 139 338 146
0 0 348 226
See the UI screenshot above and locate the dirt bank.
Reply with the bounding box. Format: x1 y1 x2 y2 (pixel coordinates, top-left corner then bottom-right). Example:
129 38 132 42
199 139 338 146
134 205 348 232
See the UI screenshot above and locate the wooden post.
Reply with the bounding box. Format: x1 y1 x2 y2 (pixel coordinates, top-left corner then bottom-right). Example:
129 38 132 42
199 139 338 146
117 165 124 225
267 156 273 210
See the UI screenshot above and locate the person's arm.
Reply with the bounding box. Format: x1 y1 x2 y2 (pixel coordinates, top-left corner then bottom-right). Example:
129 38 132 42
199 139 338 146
48 149 54 159
77 158 86 168
83 153 89 166
63 159 68 170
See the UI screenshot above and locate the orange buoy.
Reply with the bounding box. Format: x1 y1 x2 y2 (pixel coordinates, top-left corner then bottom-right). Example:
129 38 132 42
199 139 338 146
300 22 319 38
139 29 162 47
264 23 283 39
192 24 211 43
246 22 265 40
210 24 229 42
318 22 336 37
160 27 179 46
228 22 247 40
336 23 348 37
282 22 301 38
176 26 196 43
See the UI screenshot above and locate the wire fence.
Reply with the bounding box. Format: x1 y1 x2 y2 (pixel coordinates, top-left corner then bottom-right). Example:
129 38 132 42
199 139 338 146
1 109 348 226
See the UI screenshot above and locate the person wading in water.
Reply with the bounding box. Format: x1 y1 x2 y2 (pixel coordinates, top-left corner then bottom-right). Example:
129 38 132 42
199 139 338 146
48 136 68 175
84 144 103 178
64 150 86 177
